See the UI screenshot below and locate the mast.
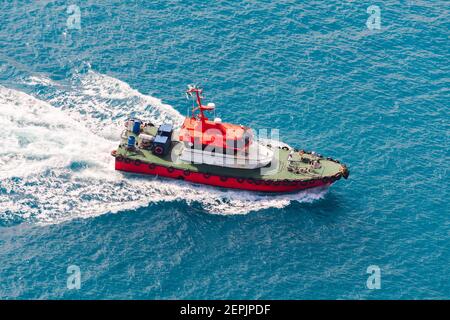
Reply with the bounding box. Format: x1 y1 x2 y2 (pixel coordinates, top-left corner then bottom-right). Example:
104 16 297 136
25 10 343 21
186 85 213 122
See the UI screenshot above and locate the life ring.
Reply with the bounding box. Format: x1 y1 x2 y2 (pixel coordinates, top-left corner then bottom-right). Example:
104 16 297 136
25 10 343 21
148 163 156 170
237 178 245 183
220 176 228 182
322 177 331 184
154 146 164 155
167 166 175 173
134 159 141 166
183 169 191 176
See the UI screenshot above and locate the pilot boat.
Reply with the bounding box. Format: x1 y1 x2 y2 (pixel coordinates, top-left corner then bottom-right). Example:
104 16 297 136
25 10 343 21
111 85 349 192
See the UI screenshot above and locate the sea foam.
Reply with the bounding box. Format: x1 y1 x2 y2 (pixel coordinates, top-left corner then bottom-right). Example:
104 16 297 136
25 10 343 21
0 72 327 225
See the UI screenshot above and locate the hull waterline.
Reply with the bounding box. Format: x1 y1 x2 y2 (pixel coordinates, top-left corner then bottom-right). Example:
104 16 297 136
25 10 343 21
114 156 339 193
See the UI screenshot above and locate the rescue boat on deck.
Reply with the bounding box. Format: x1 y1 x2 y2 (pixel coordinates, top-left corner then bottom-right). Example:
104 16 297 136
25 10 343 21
111 85 349 193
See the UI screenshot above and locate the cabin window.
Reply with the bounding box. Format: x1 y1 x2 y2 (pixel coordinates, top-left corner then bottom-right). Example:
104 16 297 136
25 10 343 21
243 130 253 146
244 135 250 146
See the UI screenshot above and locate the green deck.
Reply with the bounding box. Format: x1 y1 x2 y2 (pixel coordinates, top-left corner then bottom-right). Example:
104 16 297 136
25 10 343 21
115 125 344 181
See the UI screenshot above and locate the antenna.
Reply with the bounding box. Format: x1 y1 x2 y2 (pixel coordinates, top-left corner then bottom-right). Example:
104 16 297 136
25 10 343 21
186 84 212 121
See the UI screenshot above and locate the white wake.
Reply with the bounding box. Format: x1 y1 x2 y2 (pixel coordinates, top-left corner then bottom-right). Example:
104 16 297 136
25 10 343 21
0 72 327 225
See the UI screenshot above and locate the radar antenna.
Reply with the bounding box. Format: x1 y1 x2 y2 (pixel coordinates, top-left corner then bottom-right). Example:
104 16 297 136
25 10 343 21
186 84 214 121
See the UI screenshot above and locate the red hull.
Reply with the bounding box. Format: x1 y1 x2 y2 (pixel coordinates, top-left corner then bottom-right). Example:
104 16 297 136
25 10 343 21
115 158 340 193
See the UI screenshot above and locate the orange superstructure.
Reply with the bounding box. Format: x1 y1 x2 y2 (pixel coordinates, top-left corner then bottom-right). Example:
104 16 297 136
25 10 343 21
179 86 253 152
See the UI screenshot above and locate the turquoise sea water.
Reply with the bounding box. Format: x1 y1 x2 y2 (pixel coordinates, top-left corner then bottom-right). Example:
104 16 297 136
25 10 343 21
0 1 449 299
